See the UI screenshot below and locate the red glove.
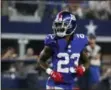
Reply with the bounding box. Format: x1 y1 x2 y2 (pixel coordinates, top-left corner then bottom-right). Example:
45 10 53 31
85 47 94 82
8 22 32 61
75 65 85 76
46 68 63 83
50 71 63 83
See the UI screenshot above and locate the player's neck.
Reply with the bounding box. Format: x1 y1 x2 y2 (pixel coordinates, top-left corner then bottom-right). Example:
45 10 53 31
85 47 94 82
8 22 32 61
65 35 71 41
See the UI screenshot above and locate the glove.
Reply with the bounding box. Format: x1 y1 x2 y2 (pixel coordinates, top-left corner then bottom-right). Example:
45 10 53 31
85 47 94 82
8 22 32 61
51 71 63 83
46 68 63 83
75 65 85 76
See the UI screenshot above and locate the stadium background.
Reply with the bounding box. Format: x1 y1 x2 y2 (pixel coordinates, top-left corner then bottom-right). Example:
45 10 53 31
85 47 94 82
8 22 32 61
1 0 111 90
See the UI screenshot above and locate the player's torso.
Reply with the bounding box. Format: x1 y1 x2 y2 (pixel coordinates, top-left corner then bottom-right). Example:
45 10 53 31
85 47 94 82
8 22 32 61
48 34 87 83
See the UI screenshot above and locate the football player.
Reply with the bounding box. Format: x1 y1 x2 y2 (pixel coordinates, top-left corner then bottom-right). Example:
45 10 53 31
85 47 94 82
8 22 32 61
39 11 89 90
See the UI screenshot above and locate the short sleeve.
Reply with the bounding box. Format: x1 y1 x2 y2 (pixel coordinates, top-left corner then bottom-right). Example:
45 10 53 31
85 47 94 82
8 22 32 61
44 34 56 48
76 34 88 45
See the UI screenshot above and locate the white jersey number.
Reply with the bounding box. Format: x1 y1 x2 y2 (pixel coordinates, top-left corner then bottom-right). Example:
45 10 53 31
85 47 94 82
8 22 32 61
77 34 85 38
57 53 80 73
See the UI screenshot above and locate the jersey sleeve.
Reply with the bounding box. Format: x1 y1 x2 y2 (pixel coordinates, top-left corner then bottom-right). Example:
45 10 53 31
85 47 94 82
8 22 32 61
76 34 88 45
44 34 56 48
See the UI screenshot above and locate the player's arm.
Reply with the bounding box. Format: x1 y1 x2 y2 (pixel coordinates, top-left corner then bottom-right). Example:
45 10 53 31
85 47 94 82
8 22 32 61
75 48 89 76
79 49 89 69
39 46 52 70
39 44 63 82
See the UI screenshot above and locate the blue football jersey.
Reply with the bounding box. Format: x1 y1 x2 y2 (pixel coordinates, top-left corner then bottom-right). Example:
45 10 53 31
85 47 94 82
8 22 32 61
44 34 88 84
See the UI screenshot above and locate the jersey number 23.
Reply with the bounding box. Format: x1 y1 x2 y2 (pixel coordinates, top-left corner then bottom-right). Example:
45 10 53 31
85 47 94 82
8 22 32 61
57 53 80 73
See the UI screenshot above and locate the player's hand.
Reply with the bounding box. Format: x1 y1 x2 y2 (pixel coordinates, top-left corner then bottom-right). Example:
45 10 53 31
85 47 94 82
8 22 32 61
46 68 63 83
50 71 63 83
75 65 85 76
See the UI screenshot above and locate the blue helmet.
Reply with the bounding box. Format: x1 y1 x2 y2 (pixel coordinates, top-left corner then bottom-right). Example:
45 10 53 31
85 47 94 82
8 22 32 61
52 11 77 37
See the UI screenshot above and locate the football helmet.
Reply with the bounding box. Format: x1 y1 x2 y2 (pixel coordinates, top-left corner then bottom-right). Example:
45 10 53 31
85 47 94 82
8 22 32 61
52 11 77 37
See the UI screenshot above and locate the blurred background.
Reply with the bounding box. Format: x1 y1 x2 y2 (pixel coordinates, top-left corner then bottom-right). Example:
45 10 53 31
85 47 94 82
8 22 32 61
1 0 111 90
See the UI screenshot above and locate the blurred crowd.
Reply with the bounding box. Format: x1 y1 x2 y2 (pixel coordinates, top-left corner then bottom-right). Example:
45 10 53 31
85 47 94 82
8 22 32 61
1 46 40 73
65 0 111 20
1 47 38 60
1 0 111 20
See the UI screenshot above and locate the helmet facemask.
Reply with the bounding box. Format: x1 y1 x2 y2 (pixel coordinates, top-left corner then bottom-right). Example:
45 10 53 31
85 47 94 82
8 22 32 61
52 20 76 37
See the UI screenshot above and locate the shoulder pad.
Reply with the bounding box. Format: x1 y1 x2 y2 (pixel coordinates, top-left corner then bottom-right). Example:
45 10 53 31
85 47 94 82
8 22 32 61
76 34 88 44
44 34 56 46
